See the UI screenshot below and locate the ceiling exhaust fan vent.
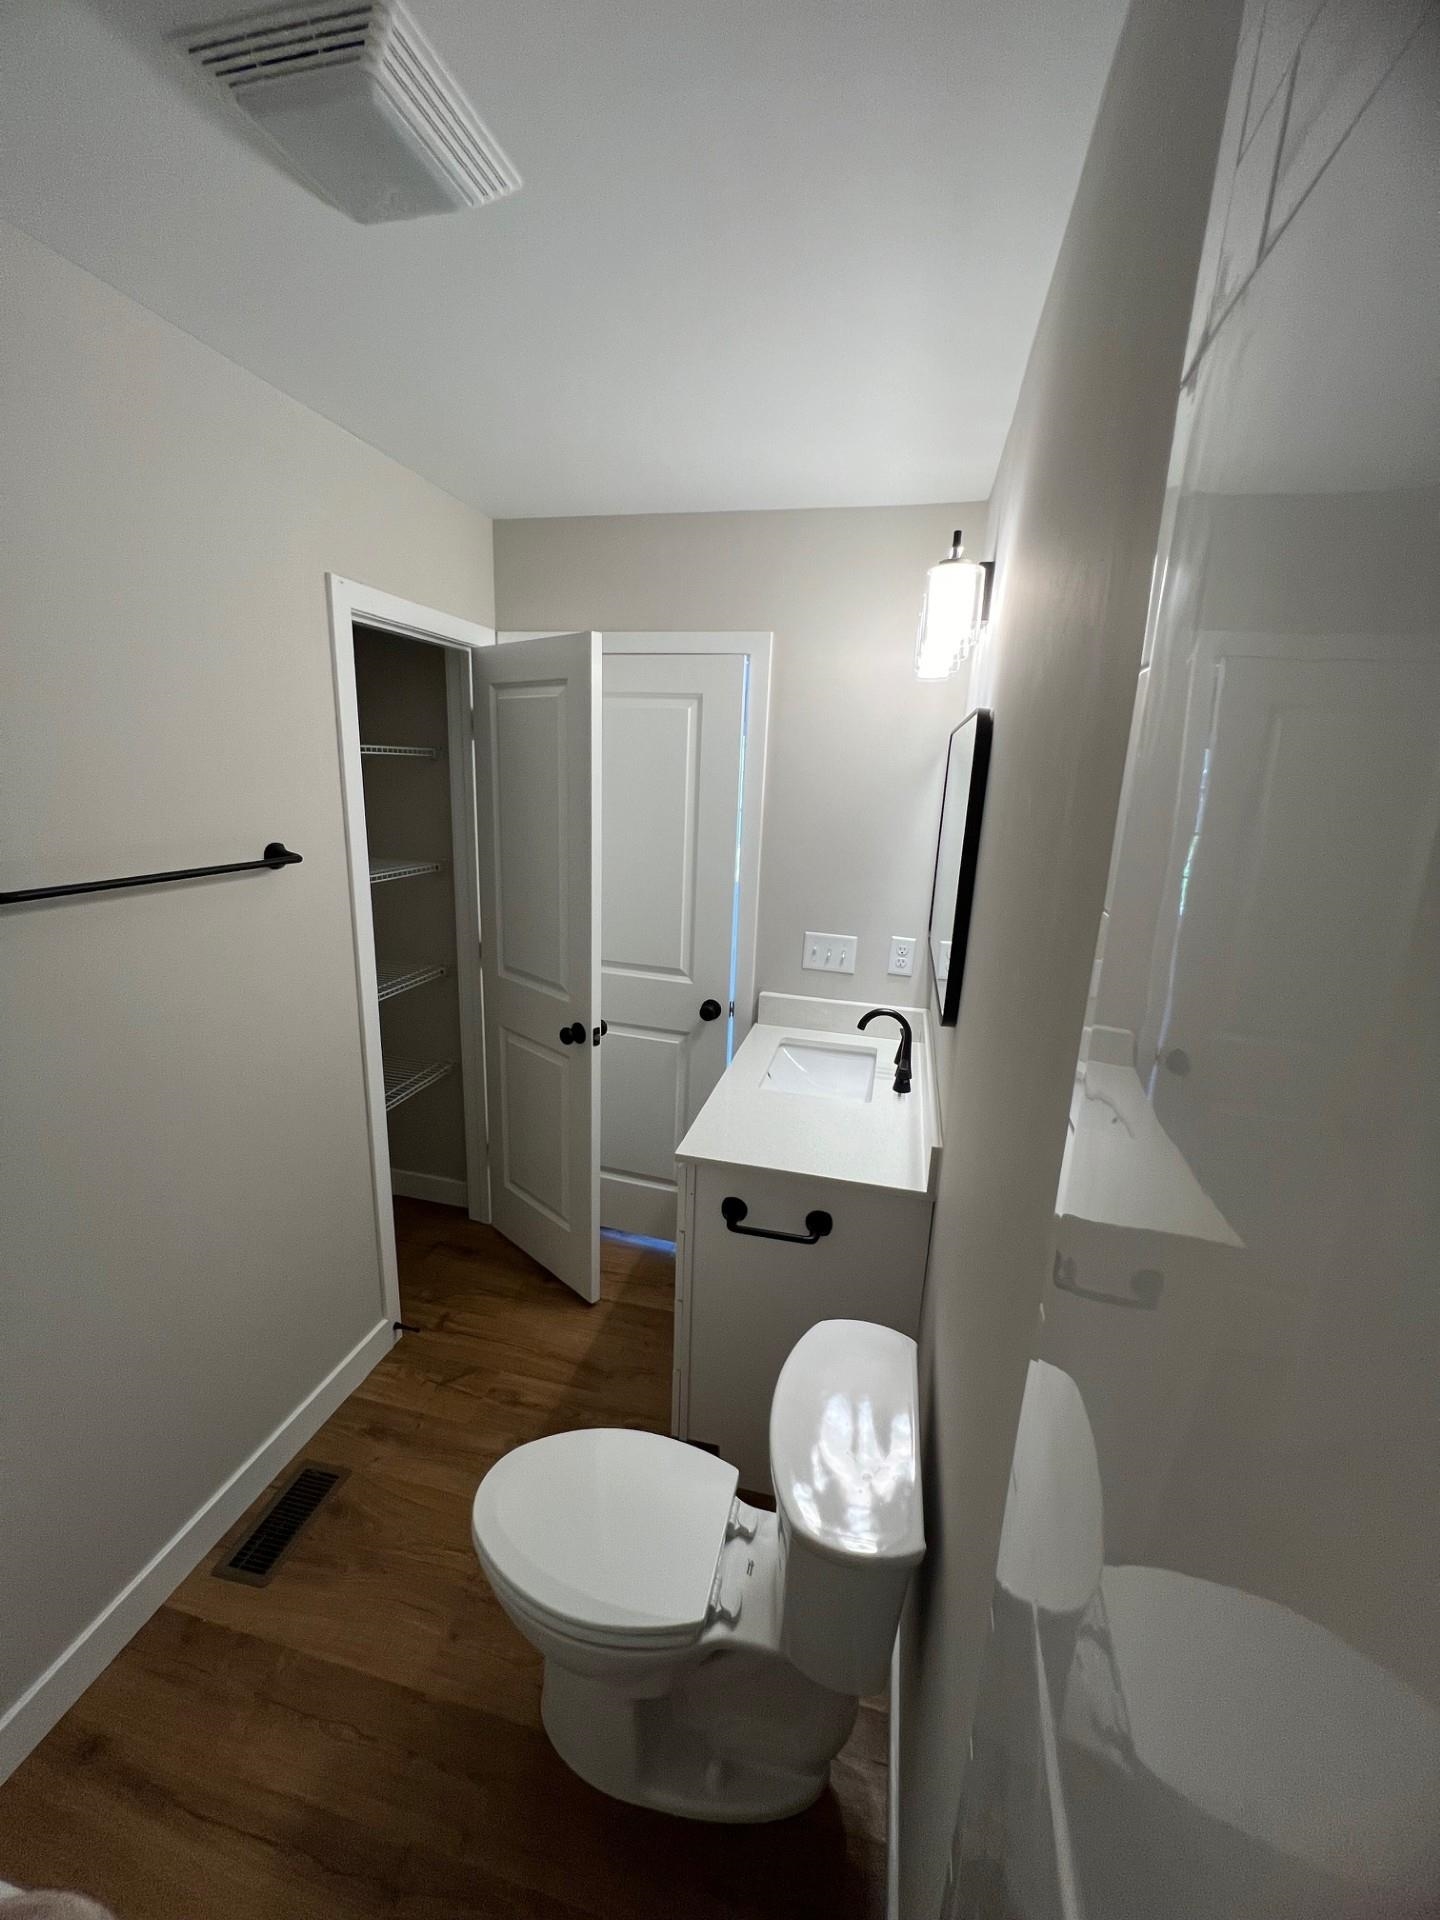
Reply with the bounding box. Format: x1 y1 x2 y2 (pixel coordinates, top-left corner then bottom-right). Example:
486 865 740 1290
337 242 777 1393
178 2 521 223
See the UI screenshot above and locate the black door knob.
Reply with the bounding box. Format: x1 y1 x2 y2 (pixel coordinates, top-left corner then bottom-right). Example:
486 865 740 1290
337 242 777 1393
559 1022 586 1045
699 999 723 1022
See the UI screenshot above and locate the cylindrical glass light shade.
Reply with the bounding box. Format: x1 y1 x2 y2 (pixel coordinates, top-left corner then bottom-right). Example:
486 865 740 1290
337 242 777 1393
915 531 986 679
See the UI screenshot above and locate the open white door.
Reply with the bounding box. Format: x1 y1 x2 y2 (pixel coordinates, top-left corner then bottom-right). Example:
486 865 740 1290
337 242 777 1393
473 632 601 1302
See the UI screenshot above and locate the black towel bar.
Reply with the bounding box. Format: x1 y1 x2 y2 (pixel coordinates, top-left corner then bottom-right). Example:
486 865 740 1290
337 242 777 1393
0 842 302 906
721 1195 833 1246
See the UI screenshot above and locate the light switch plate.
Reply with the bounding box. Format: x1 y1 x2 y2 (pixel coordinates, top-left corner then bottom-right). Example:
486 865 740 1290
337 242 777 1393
888 935 916 977
802 931 857 974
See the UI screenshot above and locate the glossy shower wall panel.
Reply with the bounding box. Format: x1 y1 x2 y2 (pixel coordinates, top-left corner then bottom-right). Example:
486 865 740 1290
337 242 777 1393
952 6 1440 1916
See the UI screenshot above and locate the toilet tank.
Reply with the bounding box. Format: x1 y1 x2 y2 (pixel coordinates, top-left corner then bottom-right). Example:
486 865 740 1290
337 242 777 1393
770 1319 925 1696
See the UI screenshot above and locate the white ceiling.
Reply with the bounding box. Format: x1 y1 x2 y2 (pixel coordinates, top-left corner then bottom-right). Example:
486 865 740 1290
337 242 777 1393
0 0 1127 518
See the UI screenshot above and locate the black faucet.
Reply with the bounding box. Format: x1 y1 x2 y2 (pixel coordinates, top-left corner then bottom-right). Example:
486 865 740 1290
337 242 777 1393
857 1008 913 1095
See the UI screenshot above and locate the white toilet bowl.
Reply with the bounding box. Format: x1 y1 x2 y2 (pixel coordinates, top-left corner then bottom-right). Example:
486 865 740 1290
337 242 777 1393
472 1319 924 1822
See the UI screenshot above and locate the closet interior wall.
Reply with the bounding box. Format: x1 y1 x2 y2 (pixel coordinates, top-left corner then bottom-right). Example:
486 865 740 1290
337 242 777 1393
353 624 468 1199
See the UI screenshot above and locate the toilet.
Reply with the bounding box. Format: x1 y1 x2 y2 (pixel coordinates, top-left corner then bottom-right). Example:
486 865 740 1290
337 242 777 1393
471 1318 924 1822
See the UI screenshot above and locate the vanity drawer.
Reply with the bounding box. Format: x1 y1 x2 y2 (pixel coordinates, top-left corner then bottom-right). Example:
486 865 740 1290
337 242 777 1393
683 1161 932 1491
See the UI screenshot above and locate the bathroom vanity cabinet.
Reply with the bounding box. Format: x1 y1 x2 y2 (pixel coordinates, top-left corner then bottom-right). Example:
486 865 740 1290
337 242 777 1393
673 994 939 1491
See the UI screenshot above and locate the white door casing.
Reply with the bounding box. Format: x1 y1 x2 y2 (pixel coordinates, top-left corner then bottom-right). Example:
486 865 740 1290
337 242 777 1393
474 631 602 1302
600 652 747 1237
326 573 494 1327
445 647 489 1226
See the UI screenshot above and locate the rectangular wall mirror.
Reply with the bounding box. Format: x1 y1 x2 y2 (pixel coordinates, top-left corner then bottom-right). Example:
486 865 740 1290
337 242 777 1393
928 707 993 1025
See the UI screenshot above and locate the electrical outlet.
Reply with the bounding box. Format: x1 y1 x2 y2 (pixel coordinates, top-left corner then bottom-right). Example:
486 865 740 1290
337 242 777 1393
888 935 916 977
802 931 857 974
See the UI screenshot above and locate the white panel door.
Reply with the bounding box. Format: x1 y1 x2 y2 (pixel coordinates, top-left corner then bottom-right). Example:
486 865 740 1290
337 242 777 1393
474 632 601 1302
601 653 746 1237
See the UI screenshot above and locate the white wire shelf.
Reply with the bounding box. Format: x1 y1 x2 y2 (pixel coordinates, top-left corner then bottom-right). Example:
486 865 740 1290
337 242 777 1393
360 742 441 760
376 960 448 1004
369 857 444 885
383 1057 455 1112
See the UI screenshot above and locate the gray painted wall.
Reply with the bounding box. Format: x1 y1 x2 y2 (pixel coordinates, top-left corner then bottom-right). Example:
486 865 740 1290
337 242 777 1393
895 1 1243 1911
0 219 494 1768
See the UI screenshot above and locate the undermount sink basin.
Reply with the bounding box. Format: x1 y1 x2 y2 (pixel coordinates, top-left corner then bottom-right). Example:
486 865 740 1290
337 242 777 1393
764 1039 877 1102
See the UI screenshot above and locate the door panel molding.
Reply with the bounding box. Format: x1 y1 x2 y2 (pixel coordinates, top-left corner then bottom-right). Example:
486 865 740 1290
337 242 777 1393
600 1023 691 1186
603 688 703 977
487 680 571 996
498 1029 571 1227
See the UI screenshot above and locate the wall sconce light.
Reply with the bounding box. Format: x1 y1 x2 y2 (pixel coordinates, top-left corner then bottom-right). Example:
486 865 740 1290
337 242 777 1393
915 529 995 680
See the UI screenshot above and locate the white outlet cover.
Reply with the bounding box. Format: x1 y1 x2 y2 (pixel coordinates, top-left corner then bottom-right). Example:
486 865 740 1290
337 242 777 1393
888 935 917 976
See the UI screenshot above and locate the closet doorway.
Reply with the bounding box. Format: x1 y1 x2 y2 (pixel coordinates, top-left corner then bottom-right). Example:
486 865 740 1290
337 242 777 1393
353 621 485 1219
328 578 603 1310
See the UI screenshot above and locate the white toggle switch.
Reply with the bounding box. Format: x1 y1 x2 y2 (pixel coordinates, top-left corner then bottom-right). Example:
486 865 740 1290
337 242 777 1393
802 931 857 974
888 935 916 977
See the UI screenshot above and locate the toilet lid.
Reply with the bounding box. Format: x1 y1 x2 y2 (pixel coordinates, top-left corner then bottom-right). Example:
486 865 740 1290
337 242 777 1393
472 1428 739 1646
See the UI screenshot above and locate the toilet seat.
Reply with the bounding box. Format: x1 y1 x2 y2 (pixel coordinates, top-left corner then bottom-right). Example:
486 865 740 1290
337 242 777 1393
472 1427 738 1649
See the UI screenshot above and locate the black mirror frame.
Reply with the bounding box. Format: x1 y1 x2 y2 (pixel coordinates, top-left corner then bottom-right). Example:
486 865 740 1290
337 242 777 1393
928 707 993 1027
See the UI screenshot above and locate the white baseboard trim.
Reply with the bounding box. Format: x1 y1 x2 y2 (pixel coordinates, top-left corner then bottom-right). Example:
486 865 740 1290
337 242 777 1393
0 1317 394 1782
390 1167 468 1208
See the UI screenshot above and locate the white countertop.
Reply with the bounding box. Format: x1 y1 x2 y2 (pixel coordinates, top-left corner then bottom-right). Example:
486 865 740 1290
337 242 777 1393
676 996 938 1196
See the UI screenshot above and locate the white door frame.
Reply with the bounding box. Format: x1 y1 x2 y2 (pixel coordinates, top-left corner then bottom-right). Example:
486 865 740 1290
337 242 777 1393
501 629 772 1049
327 574 494 1326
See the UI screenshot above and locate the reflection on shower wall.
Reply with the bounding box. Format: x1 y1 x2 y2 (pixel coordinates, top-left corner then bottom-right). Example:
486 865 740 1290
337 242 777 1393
951 4 1440 1915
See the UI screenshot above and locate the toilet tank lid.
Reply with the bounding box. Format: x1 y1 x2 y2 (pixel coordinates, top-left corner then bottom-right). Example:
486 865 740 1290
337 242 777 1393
770 1320 924 1566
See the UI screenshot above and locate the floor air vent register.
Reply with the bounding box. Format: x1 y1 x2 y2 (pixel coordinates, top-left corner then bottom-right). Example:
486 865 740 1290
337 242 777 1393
213 1461 349 1587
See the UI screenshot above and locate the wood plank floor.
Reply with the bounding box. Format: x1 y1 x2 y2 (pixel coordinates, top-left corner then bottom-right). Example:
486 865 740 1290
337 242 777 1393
0 1202 886 1918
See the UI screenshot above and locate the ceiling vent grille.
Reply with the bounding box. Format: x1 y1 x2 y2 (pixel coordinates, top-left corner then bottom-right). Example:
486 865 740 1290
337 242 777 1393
185 5 372 85
178 3 521 223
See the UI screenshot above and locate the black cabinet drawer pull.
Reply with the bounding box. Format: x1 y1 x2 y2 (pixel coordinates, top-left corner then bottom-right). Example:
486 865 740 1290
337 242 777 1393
721 1196 833 1245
